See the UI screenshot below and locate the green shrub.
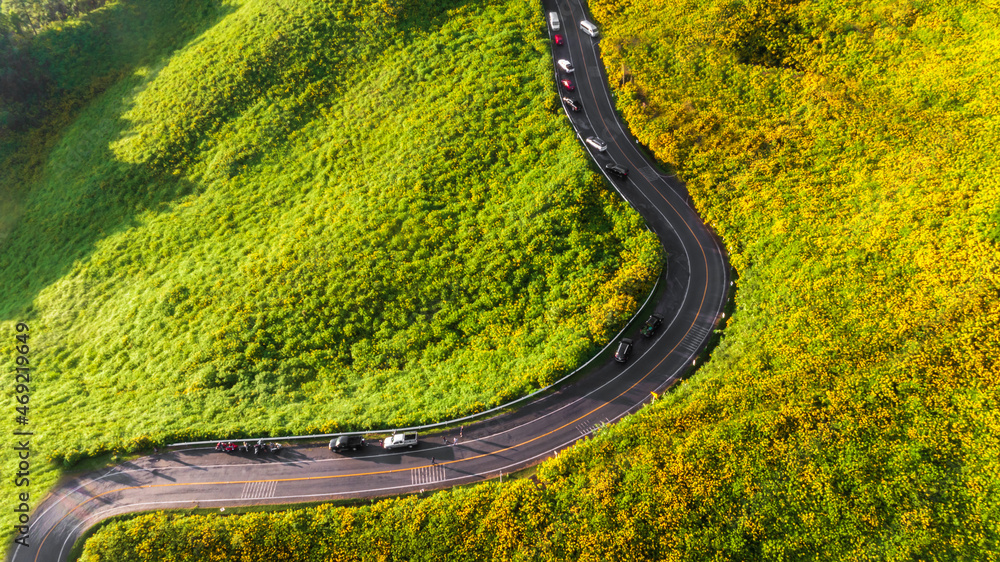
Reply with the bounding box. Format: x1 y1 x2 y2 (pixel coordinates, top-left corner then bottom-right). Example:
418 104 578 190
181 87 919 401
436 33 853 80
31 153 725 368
79 0 1000 558
0 0 660 543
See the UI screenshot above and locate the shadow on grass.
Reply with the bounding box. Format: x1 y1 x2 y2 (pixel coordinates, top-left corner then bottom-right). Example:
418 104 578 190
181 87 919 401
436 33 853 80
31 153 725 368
0 0 237 322
0 0 508 325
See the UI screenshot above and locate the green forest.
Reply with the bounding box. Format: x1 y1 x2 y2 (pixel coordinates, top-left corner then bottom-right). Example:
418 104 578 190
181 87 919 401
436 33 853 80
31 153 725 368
76 0 1000 558
0 0 661 538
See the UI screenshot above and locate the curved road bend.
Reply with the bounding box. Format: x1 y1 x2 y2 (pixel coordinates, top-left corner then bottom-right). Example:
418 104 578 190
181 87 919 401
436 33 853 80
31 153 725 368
11 1 729 560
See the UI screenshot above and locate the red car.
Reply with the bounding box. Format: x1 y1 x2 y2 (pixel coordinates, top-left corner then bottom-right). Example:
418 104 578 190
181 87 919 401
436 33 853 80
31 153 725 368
553 33 564 45
560 78 575 91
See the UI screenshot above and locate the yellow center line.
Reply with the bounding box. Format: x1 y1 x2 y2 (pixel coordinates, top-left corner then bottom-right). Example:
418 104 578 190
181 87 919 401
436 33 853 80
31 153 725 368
568 0 715 332
34 15 725 560
36 315 697 562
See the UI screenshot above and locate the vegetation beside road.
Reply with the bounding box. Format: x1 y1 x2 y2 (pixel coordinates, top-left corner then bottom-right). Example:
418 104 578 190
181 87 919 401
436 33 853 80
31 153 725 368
588 0 1000 555
79 0 1000 559
0 0 661 539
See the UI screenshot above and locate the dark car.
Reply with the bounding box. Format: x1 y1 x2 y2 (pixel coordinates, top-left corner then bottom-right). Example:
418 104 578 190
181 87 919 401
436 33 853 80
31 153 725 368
614 338 633 363
560 78 575 91
329 435 366 452
554 33 565 45
605 163 629 179
562 97 581 112
640 314 663 337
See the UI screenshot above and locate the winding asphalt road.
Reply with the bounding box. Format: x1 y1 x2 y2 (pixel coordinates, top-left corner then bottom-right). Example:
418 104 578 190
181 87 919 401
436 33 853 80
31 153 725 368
9 1 729 560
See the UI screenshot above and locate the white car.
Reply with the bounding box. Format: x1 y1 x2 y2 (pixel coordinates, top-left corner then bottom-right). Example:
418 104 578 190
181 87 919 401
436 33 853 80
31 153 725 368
585 136 607 152
557 59 574 73
383 432 419 450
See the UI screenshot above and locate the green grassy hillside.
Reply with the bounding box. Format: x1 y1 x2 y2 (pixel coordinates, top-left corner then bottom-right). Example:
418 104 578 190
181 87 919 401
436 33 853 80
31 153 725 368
0 0 661 537
77 0 999 559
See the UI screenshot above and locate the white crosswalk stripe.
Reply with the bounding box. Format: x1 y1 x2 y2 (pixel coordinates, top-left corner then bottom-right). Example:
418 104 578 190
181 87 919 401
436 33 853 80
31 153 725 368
679 323 713 354
411 464 447 486
240 480 277 500
575 418 610 436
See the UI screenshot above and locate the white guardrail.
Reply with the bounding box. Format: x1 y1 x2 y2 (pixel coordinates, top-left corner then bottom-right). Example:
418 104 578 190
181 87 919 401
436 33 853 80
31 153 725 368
170 272 662 447
172 10 666 448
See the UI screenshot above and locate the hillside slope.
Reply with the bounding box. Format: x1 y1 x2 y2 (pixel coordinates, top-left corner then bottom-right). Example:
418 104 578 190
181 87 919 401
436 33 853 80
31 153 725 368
0 0 660 536
78 0 999 559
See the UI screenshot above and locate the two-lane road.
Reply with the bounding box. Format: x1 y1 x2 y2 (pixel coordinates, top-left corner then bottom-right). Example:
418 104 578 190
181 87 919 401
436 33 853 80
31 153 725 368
10 2 729 559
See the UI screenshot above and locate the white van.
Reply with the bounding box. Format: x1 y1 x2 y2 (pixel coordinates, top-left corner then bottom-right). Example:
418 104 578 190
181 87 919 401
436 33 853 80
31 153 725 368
580 20 599 37
549 12 560 31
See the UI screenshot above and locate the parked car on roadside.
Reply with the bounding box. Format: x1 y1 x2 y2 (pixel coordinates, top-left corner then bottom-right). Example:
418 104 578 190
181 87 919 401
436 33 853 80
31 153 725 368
383 432 419 450
330 435 366 452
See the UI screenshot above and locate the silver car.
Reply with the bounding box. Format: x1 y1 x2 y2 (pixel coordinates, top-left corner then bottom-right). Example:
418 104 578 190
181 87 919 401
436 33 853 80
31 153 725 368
557 59 574 73
585 136 607 152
